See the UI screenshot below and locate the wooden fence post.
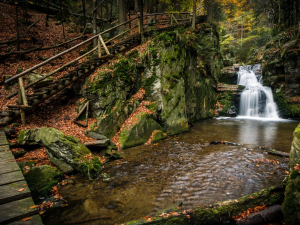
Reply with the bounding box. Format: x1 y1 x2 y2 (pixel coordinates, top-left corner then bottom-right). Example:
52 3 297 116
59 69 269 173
18 77 28 127
98 35 102 57
98 34 110 55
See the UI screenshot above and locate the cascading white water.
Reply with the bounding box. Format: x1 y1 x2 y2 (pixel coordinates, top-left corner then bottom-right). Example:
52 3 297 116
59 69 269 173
238 65 279 118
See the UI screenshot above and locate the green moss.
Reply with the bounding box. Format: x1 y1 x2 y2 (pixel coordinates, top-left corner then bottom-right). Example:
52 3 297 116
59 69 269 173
294 124 300 140
24 165 63 199
119 113 163 149
282 176 300 225
78 156 102 178
124 184 286 225
152 131 168 143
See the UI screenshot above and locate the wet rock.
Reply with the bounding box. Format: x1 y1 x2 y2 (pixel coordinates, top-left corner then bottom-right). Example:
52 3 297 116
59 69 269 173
88 132 108 140
85 140 110 149
119 113 164 149
50 157 74 173
105 201 119 209
103 173 111 183
18 127 102 178
24 165 63 198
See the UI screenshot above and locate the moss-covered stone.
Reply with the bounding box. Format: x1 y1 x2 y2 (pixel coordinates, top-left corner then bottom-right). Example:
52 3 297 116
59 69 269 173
282 174 300 225
24 165 63 198
124 184 285 225
289 124 300 171
152 131 168 143
17 129 39 145
18 127 102 178
17 161 36 172
119 113 164 149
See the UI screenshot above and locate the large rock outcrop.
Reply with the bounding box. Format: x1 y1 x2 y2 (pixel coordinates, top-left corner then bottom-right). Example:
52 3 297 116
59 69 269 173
78 24 222 146
18 127 102 177
282 124 300 224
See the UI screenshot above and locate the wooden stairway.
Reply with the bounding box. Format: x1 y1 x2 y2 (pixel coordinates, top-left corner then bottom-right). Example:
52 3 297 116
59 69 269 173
1 13 206 127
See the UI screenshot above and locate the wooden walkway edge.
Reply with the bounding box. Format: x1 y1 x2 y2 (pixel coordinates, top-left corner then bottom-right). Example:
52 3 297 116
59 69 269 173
0 130 43 225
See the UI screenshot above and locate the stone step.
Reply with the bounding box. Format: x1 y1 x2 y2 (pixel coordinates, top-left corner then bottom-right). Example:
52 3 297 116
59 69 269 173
0 181 31 205
0 171 25 186
0 197 38 225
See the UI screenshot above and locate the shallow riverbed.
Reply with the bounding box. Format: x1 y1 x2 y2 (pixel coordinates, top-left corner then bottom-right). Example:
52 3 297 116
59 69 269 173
43 117 299 225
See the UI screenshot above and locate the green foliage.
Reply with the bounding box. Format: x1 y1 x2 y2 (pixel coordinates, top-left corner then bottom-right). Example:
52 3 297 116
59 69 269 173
274 91 300 117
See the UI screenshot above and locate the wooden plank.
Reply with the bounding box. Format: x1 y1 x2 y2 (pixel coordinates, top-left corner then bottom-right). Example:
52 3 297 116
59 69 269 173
0 138 9 145
0 181 31 205
0 171 25 186
0 145 10 152
0 150 14 158
0 197 38 225
0 161 20 175
9 215 43 225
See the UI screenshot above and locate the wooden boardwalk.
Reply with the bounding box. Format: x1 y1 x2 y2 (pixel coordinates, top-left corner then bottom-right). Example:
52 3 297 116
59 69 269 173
0 130 43 225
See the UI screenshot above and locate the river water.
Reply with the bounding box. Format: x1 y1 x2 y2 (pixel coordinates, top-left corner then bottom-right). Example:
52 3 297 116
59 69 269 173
43 118 299 225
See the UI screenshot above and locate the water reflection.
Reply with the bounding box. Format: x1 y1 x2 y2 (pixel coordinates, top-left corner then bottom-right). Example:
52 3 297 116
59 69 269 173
237 120 278 146
43 118 299 225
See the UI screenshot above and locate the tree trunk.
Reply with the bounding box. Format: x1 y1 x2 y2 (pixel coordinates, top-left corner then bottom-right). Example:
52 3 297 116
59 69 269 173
148 0 153 13
16 3 19 51
139 0 144 43
93 0 97 48
118 0 126 33
46 0 49 27
60 0 67 48
82 0 86 30
192 0 196 29
134 0 138 12
278 0 281 30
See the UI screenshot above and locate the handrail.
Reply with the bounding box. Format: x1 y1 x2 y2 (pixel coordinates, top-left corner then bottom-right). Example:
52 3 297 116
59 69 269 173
5 11 191 84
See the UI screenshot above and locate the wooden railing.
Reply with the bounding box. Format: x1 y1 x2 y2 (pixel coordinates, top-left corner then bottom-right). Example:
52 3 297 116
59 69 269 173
3 11 200 126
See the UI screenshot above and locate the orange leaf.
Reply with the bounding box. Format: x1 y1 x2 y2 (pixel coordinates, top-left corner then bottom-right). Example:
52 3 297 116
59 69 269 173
22 217 32 221
18 188 26 192
29 205 38 209
186 215 190 219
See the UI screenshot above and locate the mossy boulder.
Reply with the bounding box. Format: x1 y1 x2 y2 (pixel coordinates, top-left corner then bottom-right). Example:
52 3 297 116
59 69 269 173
17 129 39 145
119 113 164 149
17 161 36 172
18 127 102 178
50 157 74 173
152 130 168 143
282 174 300 225
24 165 63 198
95 100 131 138
289 124 300 171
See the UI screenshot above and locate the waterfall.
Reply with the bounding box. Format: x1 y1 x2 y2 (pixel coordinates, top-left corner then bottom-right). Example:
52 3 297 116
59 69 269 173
238 65 279 118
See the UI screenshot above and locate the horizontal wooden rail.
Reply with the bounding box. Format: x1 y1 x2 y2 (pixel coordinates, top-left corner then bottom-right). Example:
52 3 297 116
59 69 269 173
6 46 99 99
5 11 190 84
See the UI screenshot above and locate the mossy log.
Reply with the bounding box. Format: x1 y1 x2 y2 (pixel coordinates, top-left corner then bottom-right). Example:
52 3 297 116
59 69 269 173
123 183 286 225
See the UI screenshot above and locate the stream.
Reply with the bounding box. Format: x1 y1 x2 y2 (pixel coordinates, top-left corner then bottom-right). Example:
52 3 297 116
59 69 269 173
43 117 299 225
